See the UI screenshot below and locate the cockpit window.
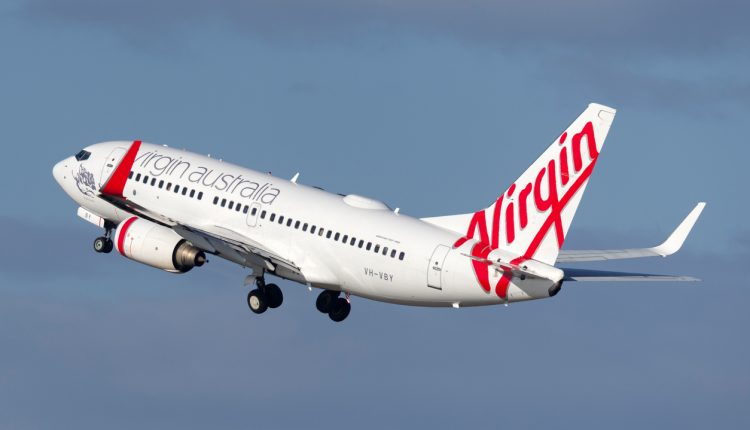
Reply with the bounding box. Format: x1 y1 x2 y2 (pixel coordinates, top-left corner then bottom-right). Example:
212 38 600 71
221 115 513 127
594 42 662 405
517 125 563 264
75 150 91 161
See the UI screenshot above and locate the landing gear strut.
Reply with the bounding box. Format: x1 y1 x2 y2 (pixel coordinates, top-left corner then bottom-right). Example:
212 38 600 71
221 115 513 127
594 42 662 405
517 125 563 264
246 275 283 315
93 223 114 254
316 290 351 322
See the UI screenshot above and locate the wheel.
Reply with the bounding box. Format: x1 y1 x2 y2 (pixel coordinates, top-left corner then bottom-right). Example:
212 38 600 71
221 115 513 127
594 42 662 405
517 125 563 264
328 297 351 322
316 290 339 314
102 238 113 253
265 283 283 309
247 289 268 314
93 237 109 253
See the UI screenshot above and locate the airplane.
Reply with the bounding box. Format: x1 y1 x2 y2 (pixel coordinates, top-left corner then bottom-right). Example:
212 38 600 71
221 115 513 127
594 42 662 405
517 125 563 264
52 103 705 322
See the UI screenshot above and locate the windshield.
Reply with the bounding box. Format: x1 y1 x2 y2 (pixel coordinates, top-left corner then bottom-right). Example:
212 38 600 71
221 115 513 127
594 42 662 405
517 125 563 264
75 150 91 161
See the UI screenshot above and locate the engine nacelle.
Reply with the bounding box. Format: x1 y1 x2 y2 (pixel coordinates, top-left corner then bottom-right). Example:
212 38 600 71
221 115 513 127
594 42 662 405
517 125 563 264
114 217 206 273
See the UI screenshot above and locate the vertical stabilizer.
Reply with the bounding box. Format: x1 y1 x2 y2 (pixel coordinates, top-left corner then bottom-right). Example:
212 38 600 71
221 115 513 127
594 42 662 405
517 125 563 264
448 103 616 265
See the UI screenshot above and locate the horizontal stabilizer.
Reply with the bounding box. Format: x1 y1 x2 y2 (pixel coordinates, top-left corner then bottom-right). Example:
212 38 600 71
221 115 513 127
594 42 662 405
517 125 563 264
563 268 699 282
556 202 705 263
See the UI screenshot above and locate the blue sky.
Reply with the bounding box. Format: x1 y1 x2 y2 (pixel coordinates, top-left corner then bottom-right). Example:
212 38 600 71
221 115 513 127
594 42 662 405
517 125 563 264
0 1 748 428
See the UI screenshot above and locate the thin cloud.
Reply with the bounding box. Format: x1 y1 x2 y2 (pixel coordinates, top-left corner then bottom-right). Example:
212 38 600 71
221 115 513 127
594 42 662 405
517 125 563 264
0 217 119 278
21 0 749 54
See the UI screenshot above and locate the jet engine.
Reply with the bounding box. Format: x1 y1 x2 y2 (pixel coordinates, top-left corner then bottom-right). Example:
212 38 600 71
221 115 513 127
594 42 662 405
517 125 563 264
113 217 206 273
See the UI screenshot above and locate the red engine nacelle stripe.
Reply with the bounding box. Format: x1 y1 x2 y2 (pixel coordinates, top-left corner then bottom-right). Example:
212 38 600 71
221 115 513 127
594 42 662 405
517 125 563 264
101 140 142 198
116 217 139 256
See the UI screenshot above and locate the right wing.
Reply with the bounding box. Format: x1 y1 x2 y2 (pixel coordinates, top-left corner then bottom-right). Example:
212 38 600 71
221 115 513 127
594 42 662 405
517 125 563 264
563 268 699 282
556 202 705 263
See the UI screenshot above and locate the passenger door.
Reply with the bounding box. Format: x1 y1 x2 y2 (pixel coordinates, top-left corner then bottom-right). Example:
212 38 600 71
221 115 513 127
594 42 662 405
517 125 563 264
427 245 451 290
100 147 127 188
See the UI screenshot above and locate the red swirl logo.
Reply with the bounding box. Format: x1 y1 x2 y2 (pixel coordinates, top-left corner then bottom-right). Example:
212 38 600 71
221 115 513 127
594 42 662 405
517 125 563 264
454 121 599 299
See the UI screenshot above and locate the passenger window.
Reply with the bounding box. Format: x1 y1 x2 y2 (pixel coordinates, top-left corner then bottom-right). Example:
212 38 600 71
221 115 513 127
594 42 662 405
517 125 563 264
197 192 203 200
243 206 249 214
221 198 227 207
342 235 348 243
228 201 234 210
326 231 332 239
278 216 285 224
310 226 316 234
128 171 133 179
334 233 340 241
143 176 149 184
261 210 266 219
158 180 164 188
135 173 142 181
366 242 372 251
302 223 308 232
390 249 396 258
382 247 388 256
374 245 380 253
175 185 180 193
190 189 195 198
358 240 364 248
151 178 156 186
399 252 405 261
269 213 275 221
350 237 356 246
213 196 219 205
236 204 241 212
294 221 300 229
167 183 172 191
318 228 324 236
287 219 293 227
251 207 258 216
182 187 188 196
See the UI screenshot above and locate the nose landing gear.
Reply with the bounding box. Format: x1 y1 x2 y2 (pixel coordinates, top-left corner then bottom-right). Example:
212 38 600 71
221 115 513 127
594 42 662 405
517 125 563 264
93 223 115 253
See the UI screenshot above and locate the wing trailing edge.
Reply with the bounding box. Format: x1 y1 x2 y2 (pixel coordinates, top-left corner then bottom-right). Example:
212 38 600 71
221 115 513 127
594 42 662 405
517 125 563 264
563 268 699 282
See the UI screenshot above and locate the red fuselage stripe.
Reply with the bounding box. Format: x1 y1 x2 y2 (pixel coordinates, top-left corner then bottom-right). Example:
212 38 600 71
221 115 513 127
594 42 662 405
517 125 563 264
101 140 142 197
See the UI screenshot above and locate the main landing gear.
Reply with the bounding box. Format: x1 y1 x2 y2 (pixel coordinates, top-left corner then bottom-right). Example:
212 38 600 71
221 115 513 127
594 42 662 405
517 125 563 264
243 269 350 323
246 276 283 314
316 290 351 322
93 223 115 254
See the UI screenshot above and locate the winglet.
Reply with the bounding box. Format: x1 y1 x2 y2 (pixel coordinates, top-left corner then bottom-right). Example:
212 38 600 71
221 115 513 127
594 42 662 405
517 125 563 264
650 202 706 257
101 140 142 198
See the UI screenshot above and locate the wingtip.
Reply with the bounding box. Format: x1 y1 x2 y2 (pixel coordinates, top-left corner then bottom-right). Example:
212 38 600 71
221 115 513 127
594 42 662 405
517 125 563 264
651 202 706 257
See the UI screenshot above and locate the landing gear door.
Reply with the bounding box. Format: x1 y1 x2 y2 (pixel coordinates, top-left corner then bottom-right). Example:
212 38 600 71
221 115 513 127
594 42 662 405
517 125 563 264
246 203 262 227
427 245 451 290
100 147 127 188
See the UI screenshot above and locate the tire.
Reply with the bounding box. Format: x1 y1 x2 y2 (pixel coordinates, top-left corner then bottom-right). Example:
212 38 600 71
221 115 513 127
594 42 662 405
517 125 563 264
102 238 114 254
315 290 339 314
265 284 283 309
328 297 351 322
247 289 268 314
93 237 107 253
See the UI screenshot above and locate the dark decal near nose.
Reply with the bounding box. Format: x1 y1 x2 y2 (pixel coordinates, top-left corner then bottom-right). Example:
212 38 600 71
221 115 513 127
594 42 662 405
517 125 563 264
73 165 97 197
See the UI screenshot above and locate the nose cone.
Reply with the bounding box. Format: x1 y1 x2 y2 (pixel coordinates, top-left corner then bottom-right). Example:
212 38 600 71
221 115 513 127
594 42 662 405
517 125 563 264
52 158 69 187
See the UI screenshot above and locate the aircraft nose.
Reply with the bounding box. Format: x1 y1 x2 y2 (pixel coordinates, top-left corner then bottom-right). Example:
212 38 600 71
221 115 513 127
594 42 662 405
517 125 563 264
52 158 69 186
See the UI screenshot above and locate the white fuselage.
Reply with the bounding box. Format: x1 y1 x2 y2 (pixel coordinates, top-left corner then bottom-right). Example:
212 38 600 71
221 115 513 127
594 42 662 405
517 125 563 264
53 141 556 307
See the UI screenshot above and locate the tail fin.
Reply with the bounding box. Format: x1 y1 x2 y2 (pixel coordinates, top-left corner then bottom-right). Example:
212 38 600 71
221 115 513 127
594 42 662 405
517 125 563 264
424 103 616 265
